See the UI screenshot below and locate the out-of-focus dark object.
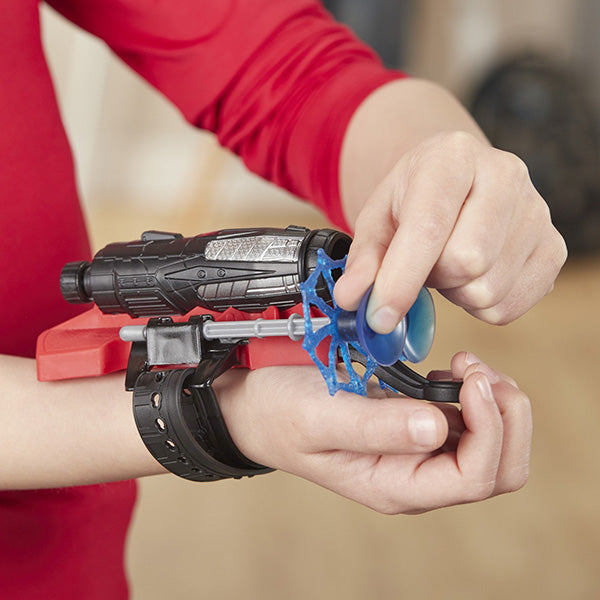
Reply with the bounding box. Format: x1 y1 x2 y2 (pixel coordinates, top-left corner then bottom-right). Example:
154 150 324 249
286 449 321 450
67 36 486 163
471 55 600 254
321 0 414 67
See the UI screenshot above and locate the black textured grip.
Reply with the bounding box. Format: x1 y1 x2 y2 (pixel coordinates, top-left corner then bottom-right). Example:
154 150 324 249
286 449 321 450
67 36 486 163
64 226 352 316
132 368 273 481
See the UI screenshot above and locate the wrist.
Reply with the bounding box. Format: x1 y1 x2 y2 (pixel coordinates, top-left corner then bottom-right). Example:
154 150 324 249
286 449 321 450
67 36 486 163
212 368 261 465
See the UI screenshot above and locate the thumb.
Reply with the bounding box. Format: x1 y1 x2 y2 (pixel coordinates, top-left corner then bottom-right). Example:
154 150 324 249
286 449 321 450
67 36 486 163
307 393 448 455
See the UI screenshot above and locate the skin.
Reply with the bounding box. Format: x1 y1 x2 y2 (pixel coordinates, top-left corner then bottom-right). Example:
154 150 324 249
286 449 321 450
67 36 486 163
0 355 162 489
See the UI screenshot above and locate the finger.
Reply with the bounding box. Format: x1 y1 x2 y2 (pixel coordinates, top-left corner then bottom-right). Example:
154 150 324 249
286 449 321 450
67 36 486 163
427 149 533 291
437 201 542 319
489 380 532 495
439 191 566 325
427 182 516 292
331 371 502 514
452 370 503 486
464 229 567 325
365 140 475 333
451 351 517 387
305 392 448 455
404 369 503 510
449 351 531 494
448 360 531 496
333 178 397 311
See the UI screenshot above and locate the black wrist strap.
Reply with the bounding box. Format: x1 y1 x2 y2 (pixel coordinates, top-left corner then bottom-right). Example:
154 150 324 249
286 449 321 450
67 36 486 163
132 368 273 482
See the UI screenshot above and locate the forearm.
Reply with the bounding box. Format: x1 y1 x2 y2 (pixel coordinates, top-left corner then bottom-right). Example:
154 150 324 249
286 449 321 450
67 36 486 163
339 78 488 226
0 355 165 490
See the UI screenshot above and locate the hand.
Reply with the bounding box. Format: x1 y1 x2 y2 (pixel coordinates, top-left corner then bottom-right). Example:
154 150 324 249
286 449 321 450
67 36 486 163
217 352 531 514
334 131 568 333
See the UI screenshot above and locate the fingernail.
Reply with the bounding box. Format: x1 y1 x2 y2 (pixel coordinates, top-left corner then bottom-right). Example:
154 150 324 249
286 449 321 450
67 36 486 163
409 409 438 447
367 305 401 334
464 352 482 366
475 374 494 403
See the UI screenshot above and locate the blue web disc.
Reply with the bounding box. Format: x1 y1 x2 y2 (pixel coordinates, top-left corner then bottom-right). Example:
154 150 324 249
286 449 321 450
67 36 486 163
300 249 378 396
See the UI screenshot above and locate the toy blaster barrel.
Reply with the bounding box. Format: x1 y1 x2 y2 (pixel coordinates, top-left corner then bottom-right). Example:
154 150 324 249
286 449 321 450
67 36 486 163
60 226 351 316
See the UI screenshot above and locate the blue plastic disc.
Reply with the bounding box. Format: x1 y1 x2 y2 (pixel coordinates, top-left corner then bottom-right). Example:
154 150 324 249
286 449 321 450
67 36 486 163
402 287 435 363
355 287 407 366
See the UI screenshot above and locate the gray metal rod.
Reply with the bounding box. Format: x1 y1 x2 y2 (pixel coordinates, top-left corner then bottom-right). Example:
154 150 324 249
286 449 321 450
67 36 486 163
119 314 330 343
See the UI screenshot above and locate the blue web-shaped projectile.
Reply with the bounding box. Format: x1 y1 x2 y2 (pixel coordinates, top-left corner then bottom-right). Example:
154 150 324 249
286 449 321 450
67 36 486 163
300 250 378 396
300 249 436 396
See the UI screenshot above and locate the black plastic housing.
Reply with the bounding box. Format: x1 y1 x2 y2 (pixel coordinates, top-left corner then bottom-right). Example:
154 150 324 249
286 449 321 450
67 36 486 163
60 226 351 317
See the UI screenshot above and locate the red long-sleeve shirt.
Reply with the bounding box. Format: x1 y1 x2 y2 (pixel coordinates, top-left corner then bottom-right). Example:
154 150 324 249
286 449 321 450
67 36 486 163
0 1 402 597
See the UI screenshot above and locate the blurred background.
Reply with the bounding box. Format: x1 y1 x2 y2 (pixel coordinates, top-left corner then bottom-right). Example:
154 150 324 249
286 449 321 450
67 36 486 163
40 1 600 598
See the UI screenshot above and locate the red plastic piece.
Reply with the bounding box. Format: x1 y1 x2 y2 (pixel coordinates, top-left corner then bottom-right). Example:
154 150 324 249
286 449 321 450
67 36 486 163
36 304 327 381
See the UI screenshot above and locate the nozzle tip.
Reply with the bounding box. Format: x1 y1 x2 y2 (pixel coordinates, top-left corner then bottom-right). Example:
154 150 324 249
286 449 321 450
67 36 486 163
60 261 91 303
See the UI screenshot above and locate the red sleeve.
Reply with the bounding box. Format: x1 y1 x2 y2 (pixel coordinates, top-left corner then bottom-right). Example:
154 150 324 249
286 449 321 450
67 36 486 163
48 0 405 230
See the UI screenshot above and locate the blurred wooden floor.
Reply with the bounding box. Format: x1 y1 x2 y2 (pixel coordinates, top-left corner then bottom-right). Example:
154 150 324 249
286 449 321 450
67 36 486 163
88 159 600 600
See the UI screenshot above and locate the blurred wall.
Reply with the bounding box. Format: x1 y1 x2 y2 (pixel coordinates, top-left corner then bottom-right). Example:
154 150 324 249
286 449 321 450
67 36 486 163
408 0 582 97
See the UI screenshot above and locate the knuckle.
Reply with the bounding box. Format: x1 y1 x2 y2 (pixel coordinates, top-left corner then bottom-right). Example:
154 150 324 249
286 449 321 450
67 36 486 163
462 278 502 310
496 462 530 495
501 150 530 181
526 198 554 233
371 494 406 515
411 131 478 190
465 479 497 503
481 308 511 326
439 130 478 156
507 466 530 493
535 196 552 221
472 302 517 325
444 243 492 283
551 228 569 270
530 225 567 298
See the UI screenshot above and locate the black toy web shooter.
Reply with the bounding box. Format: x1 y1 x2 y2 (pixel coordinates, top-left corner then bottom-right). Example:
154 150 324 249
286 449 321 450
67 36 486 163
37 226 462 481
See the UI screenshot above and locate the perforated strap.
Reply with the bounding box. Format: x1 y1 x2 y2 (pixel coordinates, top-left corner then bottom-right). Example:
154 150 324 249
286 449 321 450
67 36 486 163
132 368 273 481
